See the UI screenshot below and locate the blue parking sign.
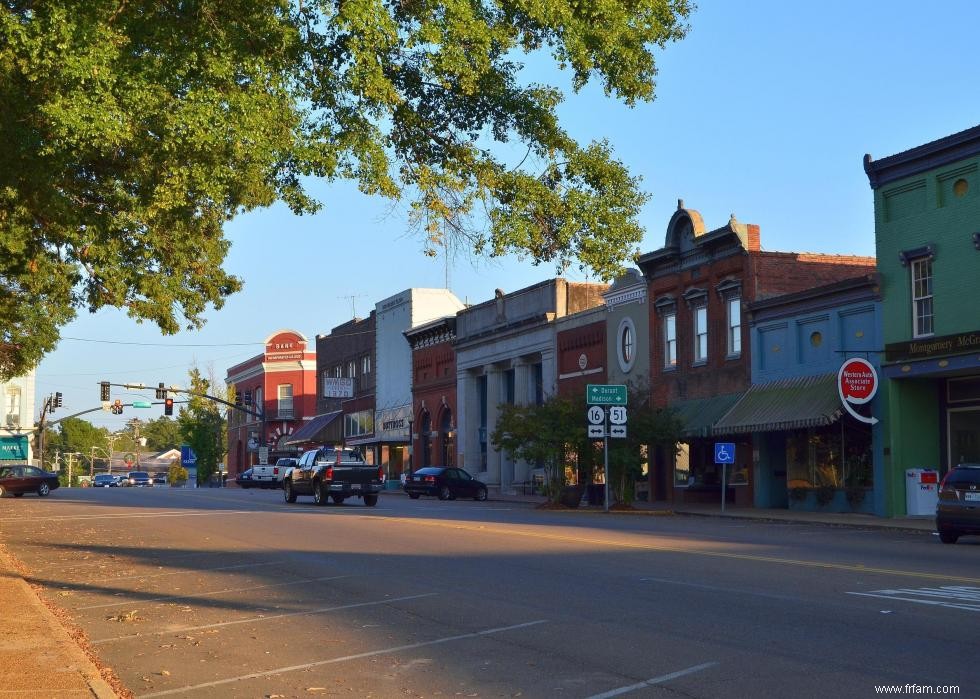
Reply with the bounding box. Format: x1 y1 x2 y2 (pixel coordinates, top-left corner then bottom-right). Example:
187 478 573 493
714 442 735 464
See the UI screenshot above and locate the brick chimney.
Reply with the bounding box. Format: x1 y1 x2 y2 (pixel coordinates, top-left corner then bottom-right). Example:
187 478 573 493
746 224 761 252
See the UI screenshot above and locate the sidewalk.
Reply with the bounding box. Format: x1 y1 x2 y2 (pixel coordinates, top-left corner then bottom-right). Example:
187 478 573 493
0 545 119 698
474 488 937 533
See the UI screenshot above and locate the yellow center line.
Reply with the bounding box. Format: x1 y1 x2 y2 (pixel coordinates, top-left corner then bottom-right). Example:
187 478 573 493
373 516 980 585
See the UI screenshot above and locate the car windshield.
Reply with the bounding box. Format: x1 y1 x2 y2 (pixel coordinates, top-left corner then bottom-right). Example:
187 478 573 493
129 472 149 478
414 467 444 476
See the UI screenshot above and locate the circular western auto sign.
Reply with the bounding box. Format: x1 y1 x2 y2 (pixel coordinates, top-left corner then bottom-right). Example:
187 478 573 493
838 358 879 424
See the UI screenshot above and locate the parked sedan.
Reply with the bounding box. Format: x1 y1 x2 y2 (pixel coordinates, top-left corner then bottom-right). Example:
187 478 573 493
151 472 168 485
0 465 61 497
93 474 118 488
235 468 254 489
403 467 488 501
937 463 980 544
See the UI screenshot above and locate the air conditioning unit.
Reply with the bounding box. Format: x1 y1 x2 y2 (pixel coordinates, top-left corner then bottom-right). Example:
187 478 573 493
5 414 20 428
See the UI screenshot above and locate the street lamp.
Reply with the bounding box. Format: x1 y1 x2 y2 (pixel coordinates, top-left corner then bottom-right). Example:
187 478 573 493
406 416 414 480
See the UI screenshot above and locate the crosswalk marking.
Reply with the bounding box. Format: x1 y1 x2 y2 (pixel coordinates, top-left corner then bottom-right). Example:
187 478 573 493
848 585 980 612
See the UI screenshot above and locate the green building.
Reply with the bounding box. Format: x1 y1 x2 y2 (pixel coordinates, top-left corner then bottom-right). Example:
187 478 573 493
865 125 980 515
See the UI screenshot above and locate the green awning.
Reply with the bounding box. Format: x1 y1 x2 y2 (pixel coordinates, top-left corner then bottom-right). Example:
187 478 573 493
712 374 842 435
670 393 744 438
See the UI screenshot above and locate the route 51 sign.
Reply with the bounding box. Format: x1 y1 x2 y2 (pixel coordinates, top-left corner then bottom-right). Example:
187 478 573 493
609 406 627 424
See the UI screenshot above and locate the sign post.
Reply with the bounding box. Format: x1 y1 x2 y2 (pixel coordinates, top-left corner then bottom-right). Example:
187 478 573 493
714 442 735 513
586 387 629 512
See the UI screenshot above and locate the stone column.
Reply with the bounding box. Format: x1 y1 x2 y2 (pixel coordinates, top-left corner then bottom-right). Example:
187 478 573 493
459 369 481 475
511 357 535 484
484 365 502 487
540 349 558 400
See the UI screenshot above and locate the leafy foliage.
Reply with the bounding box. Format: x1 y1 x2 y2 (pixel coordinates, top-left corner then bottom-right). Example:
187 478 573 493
0 0 692 378
140 416 181 453
168 461 189 486
176 367 227 484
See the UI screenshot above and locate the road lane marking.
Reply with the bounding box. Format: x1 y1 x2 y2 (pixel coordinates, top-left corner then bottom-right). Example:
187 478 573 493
847 585 980 612
78 560 283 585
137 619 548 697
75 574 353 610
585 662 718 699
93 592 438 644
0 509 257 523
639 576 810 604
375 517 980 585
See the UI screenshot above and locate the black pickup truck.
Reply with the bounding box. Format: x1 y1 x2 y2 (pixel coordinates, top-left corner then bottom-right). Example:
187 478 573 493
283 446 384 506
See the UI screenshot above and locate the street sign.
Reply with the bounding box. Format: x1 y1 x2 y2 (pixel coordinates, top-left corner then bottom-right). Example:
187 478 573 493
180 445 197 467
609 406 627 424
610 425 627 439
132 400 152 408
838 357 879 425
587 406 605 425
587 384 627 405
258 447 269 465
714 442 735 464
587 424 606 438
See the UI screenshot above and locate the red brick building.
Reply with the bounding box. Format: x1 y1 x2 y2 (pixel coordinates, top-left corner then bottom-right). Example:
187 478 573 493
638 202 875 506
405 317 458 470
225 330 318 478
555 308 607 399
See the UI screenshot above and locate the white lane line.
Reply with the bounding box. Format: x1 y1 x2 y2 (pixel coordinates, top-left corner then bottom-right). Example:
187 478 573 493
847 591 980 612
138 619 547 697
640 576 807 604
75 574 353 610
93 592 438 644
0 509 256 523
585 662 719 699
78 560 282 585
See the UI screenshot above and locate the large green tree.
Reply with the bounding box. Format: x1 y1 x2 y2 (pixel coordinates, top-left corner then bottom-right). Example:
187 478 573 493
0 0 692 378
140 415 182 453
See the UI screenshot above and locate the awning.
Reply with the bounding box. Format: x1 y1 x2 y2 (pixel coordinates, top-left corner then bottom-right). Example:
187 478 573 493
281 411 342 447
670 393 744 438
712 373 843 435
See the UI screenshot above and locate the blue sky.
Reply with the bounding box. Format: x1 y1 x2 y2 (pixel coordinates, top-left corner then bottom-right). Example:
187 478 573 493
36 0 980 431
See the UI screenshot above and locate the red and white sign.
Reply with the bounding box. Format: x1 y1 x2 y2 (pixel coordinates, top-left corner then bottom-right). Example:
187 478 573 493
837 358 878 424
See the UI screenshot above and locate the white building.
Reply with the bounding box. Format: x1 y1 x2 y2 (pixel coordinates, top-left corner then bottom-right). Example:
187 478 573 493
2 369 36 465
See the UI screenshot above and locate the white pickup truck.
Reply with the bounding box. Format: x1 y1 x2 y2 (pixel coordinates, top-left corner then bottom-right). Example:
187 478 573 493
249 457 296 489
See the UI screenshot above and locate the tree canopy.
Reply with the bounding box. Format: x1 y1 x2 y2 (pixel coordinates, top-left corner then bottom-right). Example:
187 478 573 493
176 367 227 484
0 0 692 378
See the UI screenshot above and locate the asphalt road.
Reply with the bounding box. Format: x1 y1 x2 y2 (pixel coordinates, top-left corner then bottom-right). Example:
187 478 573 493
1 487 977 698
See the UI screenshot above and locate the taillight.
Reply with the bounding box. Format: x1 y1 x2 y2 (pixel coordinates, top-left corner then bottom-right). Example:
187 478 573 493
273 467 279 476
424 476 436 483
324 466 334 480
378 466 385 481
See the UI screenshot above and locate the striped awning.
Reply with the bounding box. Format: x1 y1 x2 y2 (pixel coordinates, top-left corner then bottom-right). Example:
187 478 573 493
670 393 745 438
712 374 843 435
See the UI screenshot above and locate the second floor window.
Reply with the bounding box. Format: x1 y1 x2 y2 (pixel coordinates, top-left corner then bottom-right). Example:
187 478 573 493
727 297 742 356
693 305 708 363
277 384 293 415
362 355 371 374
912 258 934 337
5 388 21 426
347 361 356 378
664 313 677 368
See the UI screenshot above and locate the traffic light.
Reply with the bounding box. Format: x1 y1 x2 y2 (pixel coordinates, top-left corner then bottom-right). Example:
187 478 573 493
164 398 174 416
100 381 110 402
243 389 252 406
234 391 242 407
156 382 167 399
54 392 63 408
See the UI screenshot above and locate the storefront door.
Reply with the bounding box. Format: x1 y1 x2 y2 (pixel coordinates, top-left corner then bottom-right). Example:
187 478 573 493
948 407 980 467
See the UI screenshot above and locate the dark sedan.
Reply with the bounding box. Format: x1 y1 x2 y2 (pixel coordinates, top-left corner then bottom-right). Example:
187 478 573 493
0 465 60 497
93 474 117 488
403 467 488 501
937 463 980 544
235 468 254 489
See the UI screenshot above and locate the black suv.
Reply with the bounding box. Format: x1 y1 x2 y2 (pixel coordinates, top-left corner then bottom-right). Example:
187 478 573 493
936 463 980 544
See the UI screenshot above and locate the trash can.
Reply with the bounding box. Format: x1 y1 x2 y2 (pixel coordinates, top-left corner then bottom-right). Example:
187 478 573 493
905 468 939 516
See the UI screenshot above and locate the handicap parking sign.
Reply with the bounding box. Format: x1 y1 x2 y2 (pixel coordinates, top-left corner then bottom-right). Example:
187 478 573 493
714 442 735 464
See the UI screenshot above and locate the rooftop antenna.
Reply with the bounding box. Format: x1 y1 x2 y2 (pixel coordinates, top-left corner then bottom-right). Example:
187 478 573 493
337 294 366 318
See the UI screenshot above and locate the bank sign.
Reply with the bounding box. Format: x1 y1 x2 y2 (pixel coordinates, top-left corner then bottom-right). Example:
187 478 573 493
838 358 878 425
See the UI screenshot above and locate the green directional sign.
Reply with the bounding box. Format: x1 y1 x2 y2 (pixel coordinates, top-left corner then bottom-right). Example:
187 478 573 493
132 400 152 408
586 384 627 406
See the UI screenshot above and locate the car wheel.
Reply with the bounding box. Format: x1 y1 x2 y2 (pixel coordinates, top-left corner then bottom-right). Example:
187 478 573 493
438 485 451 501
409 493 421 500
37 482 50 497
363 494 379 507
475 487 487 502
284 481 297 503
939 530 959 544
313 480 326 506
0 485 6 497
331 495 345 505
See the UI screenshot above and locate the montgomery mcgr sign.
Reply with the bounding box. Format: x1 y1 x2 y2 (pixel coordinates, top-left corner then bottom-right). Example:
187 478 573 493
885 330 980 362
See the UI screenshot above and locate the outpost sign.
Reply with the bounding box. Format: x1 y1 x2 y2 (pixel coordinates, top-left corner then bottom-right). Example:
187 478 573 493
885 330 980 362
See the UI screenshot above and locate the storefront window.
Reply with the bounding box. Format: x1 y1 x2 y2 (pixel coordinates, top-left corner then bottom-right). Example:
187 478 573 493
674 442 690 486
786 420 873 488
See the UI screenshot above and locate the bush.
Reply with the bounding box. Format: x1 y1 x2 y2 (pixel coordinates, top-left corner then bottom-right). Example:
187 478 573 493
168 462 188 485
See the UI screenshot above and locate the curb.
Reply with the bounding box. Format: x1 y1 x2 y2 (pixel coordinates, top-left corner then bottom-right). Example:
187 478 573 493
671 509 936 534
0 546 120 699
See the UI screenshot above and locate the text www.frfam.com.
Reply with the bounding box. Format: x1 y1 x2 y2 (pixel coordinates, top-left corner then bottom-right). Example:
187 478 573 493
875 686 960 695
